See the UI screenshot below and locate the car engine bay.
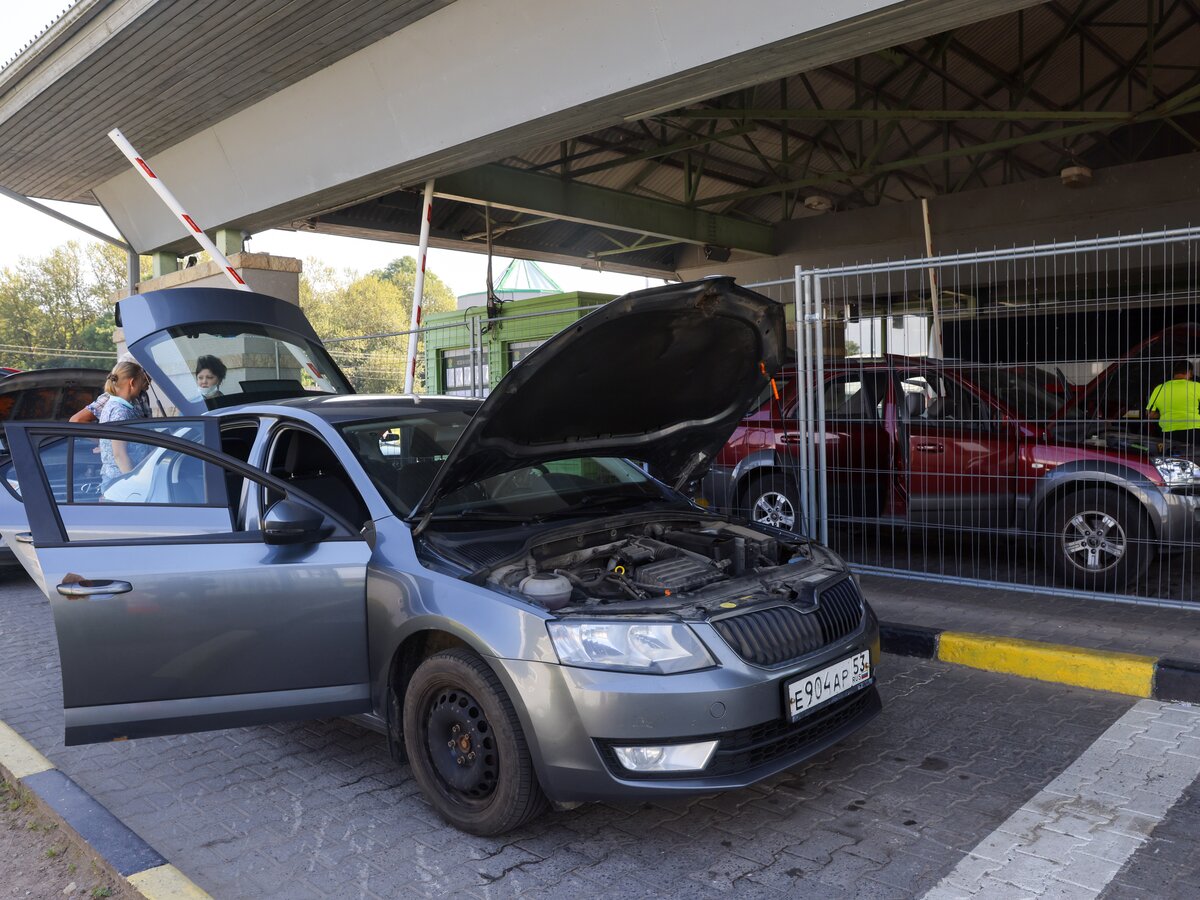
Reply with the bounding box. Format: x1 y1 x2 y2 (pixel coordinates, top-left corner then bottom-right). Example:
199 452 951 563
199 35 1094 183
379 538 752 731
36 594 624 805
482 518 846 614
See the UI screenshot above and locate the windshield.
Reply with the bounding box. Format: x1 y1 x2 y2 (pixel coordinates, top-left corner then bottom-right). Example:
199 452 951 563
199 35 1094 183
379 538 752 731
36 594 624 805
965 367 1075 421
339 413 670 519
139 322 352 412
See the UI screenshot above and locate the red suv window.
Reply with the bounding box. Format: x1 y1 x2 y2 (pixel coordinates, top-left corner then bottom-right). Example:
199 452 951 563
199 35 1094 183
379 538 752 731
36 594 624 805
18 388 59 420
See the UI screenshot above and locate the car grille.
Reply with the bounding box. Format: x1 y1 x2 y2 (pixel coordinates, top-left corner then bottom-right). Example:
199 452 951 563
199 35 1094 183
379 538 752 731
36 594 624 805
710 578 864 668
598 686 879 780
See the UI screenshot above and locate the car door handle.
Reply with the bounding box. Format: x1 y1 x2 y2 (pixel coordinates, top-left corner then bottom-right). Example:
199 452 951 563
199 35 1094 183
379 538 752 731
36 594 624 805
779 432 806 444
914 443 945 453
56 580 133 598
15 532 33 544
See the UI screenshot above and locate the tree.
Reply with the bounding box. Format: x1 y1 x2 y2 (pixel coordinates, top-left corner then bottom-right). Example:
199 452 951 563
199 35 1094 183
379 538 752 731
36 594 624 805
0 241 146 370
300 256 459 393
372 256 457 316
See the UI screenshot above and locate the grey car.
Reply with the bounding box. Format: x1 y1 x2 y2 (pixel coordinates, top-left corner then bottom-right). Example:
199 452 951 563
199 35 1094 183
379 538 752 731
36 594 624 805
0 280 881 835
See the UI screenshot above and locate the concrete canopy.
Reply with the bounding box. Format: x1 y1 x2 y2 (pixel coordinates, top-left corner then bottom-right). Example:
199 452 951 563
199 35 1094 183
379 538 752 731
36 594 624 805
2 0 1197 278
0 0 1047 274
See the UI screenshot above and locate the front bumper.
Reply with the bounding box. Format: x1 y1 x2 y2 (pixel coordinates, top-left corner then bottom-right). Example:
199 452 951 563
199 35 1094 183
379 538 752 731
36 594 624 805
493 611 880 803
1158 488 1200 549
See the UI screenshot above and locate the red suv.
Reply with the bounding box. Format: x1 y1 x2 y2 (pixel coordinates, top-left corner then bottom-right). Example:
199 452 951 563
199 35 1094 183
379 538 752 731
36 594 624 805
704 327 1200 590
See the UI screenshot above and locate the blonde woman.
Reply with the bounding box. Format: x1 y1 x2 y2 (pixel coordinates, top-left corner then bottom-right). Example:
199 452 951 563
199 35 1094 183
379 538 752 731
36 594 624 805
98 360 150 485
70 353 152 423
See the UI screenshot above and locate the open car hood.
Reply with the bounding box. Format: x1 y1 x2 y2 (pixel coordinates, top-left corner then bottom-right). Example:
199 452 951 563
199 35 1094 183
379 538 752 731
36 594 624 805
410 278 786 520
1053 322 1200 424
117 287 354 416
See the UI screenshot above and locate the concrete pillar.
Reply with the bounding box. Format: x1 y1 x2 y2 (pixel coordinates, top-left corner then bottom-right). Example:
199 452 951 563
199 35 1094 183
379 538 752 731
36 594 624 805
151 251 179 278
213 228 244 257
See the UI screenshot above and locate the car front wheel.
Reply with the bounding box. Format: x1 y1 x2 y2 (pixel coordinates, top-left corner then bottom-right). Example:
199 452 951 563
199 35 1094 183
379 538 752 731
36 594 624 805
403 648 548 835
1047 488 1153 591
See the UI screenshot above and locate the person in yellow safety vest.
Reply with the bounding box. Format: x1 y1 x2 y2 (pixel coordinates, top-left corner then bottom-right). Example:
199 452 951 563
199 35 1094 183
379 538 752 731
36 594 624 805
1146 360 1200 447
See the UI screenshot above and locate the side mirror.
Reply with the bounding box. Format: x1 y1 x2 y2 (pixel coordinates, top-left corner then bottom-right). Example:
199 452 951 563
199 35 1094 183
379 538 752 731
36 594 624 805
263 498 328 545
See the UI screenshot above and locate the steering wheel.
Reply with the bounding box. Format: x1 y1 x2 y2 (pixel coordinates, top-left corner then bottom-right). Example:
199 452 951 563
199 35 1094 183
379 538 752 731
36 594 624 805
493 464 549 494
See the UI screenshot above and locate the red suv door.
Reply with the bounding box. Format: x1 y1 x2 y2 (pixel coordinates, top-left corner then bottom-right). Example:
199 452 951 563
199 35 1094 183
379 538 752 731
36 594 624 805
896 366 1018 531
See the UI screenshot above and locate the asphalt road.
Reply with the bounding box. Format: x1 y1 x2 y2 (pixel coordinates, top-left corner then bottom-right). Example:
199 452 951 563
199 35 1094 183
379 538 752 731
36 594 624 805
2 567 1199 898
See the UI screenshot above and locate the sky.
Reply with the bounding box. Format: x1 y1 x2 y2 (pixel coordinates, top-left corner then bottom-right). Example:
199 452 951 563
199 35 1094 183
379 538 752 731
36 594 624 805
0 2 667 299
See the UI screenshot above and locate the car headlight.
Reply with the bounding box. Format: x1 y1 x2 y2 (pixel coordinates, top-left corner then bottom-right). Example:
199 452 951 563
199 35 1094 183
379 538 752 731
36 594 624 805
547 620 716 674
1153 457 1200 486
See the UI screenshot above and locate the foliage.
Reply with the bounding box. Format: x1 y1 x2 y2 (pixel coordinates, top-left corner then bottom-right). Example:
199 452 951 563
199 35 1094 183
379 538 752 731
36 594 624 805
0 242 460 393
300 255 457 393
0 242 152 371
844 339 861 357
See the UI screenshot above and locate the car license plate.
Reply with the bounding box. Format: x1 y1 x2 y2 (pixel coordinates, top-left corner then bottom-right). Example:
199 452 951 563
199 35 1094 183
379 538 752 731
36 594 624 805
785 651 871 721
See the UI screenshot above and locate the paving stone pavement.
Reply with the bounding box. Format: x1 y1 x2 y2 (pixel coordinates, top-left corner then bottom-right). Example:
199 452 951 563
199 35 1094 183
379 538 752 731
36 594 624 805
0 567 1194 899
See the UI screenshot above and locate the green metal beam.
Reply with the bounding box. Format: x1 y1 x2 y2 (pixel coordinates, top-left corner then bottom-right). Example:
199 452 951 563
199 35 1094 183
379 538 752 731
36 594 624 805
693 99 1200 208
433 164 774 255
565 124 756 178
589 238 683 259
666 107 1133 122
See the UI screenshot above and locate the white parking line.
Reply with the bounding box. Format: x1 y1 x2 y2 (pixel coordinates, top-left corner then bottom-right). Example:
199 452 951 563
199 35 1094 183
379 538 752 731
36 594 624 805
923 699 1200 899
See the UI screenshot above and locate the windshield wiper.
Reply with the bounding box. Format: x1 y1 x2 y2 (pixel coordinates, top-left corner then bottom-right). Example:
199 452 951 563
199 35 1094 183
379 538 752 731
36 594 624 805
537 494 663 518
425 510 538 523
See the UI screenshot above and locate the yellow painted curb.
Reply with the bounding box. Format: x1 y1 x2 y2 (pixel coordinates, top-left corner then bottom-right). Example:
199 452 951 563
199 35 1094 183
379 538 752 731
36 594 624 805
0 719 54 779
937 631 1155 698
128 864 212 900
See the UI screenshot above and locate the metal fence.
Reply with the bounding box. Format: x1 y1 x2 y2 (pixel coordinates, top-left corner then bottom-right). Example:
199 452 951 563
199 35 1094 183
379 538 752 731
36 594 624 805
326 242 1200 610
757 226 1200 609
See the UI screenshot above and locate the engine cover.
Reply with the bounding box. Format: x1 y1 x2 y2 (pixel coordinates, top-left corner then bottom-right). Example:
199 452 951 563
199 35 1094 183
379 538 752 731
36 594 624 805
634 557 723 592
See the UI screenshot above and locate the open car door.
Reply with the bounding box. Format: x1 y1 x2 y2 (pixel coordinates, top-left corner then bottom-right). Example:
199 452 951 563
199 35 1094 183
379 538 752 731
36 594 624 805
4 422 371 745
0 419 226 593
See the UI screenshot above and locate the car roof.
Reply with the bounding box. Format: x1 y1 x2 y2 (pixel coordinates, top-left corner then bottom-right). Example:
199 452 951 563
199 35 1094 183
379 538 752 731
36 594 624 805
0 367 107 393
218 393 483 424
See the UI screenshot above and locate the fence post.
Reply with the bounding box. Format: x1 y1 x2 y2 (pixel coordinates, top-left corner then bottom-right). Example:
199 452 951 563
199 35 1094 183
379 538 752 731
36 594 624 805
814 274 830 546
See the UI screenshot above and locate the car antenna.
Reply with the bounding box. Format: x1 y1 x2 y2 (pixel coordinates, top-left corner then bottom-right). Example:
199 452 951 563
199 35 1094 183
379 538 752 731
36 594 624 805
108 128 253 293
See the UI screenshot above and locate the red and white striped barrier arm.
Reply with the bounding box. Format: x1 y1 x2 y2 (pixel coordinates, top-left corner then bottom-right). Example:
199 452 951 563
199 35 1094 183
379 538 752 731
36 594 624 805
404 179 435 393
108 128 252 292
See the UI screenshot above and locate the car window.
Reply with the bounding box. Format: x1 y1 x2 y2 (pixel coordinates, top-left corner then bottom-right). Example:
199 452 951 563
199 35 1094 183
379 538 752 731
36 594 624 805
339 412 475 514
823 373 887 421
434 456 667 519
59 385 100 419
18 387 59 420
965 368 1069 423
900 372 992 431
139 322 352 411
41 433 225 507
0 392 17 421
265 427 369 528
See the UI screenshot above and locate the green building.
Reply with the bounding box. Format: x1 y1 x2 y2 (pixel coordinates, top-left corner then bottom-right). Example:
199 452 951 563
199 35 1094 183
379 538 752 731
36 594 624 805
423 289 615 396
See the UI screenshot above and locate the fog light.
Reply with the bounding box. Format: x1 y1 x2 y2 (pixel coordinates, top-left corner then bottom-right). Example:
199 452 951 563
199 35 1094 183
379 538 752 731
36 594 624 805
612 740 718 772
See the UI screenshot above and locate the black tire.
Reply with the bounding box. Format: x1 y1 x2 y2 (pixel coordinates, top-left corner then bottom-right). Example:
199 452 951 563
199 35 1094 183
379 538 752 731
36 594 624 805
1046 488 1154 591
741 470 802 532
403 648 548 835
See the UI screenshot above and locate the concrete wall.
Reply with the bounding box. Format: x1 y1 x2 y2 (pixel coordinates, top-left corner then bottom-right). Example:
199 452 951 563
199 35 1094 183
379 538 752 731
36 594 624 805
135 253 302 304
678 153 1200 282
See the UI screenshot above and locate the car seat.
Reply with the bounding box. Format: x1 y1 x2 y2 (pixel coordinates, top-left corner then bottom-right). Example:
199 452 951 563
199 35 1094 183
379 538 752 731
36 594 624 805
276 432 368 526
903 393 926 419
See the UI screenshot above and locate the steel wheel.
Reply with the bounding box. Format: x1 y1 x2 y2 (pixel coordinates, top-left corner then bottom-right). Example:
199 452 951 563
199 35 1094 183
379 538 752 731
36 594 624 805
403 649 548 835
424 688 497 806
